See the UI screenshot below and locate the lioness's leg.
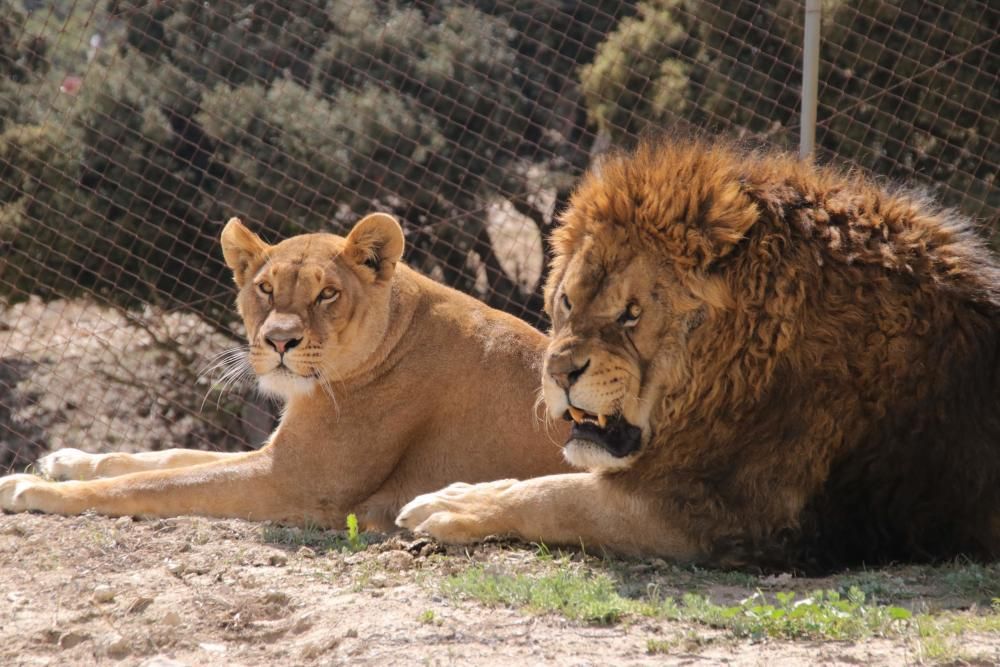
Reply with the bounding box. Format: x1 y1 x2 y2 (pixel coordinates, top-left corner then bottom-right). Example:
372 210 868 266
1 450 318 524
37 447 246 481
396 473 698 560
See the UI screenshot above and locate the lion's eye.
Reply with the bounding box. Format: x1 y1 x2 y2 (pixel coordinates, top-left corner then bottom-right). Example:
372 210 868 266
619 302 641 327
561 293 572 312
317 286 340 303
257 281 273 296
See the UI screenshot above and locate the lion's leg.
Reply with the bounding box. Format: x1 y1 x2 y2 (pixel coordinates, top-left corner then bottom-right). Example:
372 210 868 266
396 473 699 560
37 447 247 481
0 450 319 524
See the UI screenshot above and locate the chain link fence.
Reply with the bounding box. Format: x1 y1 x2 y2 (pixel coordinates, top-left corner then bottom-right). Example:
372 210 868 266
1 0 997 471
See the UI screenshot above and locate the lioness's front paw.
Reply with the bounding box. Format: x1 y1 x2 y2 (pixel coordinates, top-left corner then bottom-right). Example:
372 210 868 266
37 448 102 481
0 474 46 513
395 479 519 543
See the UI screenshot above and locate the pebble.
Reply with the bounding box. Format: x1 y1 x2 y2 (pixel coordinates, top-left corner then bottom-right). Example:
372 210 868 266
267 551 288 567
161 611 182 626
165 559 186 576
376 550 415 571
58 631 89 649
114 516 132 530
93 584 116 603
296 546 317 559
100 632 130 659
291 612 316 635
368 574 388 588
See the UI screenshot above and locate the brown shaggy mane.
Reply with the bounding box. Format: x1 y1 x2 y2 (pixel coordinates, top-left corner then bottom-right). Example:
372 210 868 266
559 138 1000 571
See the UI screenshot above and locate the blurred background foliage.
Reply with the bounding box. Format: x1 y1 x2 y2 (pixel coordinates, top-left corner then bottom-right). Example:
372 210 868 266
0 0 996 330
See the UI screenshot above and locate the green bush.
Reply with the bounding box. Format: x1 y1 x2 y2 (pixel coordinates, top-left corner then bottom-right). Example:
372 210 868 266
581 0 997 219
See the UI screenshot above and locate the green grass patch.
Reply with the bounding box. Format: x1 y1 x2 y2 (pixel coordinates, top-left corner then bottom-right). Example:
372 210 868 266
443 561 914 640
443 564 633 624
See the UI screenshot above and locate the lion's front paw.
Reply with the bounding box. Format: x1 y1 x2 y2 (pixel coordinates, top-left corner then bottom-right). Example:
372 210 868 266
37 448 102 481
395 479 519 544
0 474 46 513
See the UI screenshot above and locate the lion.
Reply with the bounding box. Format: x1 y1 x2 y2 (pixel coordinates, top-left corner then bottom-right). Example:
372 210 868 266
397 138 1000 570
0 213 570 529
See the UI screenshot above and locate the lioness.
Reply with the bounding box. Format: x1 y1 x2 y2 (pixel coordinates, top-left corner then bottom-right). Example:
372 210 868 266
0 214 569 529
398 139 1000 570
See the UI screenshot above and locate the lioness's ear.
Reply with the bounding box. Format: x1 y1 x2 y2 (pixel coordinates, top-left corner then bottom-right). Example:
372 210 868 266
221 217 269 285
344 213 405 281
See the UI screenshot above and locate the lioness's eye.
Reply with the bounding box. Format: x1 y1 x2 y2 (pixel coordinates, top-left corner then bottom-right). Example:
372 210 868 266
257 281 273 295
317 286 340 303
619 302 641 327
561 293 572 311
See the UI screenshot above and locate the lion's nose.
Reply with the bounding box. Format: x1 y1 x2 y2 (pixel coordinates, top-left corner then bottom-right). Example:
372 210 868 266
265 333 302 355
549 355 590 390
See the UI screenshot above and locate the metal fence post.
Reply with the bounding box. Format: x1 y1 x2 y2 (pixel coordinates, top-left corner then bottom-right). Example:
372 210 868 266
800 0 822 159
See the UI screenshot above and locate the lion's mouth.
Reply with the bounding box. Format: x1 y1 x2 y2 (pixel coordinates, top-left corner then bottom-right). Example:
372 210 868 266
562 407 642 458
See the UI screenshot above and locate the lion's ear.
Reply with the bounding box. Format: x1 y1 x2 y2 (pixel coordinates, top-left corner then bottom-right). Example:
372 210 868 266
221 217 269 285
344 213 405 281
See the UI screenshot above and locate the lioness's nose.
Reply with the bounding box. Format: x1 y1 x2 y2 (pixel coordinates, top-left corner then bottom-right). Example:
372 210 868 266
548 351 590 390
265 334 302 355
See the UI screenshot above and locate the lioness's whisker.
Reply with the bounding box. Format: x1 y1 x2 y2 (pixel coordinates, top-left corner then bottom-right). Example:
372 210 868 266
198 348 253 413
315 370 341 418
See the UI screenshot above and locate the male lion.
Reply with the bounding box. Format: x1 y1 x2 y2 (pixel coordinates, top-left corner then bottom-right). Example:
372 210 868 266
398 139 1000 570
0 214 569 529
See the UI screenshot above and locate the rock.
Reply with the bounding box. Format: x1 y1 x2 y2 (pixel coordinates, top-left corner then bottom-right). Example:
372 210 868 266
296 546 317 559
93 584 116 603
368 574 388 588
291 612 315 635
114 516 132 529
58 631 89 649
376 550 415 571
165 559 186 576
161 611 182 626
100 632 130 659
266 551 288 567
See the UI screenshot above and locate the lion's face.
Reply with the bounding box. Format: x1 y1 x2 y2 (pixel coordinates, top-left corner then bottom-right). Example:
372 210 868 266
221 214 404 400
543 240 714 471
542 144 745 471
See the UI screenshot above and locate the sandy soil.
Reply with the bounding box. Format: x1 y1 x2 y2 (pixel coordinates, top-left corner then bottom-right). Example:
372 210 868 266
0 511 969 667
3 301 1000 666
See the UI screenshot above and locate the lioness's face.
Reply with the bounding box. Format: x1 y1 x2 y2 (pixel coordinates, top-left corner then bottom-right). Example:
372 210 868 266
543 236 714 471
221 214 404 400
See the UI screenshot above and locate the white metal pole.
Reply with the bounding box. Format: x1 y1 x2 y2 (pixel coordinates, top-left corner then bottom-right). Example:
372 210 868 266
801 0 821 160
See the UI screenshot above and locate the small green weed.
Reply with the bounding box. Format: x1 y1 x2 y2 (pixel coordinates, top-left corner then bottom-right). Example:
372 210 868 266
260 514 368 553
645 638 676 654
418 609 437 624
346 513 364 551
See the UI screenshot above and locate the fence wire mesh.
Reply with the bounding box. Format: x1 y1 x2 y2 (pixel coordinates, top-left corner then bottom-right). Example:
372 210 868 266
1 0 997 470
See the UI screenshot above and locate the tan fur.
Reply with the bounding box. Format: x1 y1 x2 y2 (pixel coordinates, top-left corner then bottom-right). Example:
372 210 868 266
0 214 569 529
398 139 1000 570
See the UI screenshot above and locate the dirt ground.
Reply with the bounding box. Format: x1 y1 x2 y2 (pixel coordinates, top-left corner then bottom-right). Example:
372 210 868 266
1 512 998 666
4 301 1000 666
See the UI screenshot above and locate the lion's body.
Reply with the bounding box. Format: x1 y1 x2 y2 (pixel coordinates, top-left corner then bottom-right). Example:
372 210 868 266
399 140 1000 570
0 215 569 529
